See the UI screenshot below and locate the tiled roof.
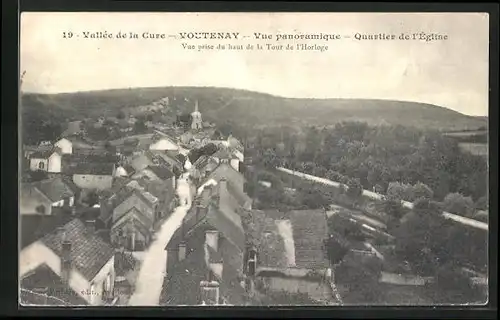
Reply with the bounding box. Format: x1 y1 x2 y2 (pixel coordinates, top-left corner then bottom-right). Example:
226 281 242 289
171 182 246 253
39 218 115 281
288 210 330 269
20 263 88 306
113 207 153 236
212 148 237 160
73 163 115 175
160 250 208 305
243 210 288 269
20 214 74 249
123 165 136 175
34 178 75 202
205 244 248 306
146 165 174 180
30 147 60 159
207 203 245 253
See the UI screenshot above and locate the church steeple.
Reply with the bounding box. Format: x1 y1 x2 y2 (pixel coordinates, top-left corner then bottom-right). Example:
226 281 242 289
191 99 203 130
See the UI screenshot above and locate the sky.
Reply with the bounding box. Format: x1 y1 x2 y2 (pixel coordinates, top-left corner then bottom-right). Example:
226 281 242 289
20 12 489 116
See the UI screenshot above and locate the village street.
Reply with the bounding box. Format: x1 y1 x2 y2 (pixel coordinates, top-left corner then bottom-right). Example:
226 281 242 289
128 173 193 306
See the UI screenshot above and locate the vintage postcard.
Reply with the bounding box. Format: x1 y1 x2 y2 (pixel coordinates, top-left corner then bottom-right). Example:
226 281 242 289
19 12 489 307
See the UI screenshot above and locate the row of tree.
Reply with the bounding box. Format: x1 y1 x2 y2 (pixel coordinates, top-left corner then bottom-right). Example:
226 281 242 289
247 121 487 204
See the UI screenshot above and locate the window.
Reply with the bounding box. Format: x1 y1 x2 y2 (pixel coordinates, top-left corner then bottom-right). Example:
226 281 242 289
38 162 45 170
35 205 46 215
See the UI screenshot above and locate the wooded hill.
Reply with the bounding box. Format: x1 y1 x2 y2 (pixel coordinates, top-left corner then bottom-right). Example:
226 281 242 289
21 86 487 134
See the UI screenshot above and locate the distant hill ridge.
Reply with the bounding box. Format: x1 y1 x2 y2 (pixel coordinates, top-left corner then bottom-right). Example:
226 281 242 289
21 86 487 131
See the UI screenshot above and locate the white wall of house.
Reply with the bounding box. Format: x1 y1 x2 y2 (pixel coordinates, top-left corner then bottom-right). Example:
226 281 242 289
230 159 240 172
233 150 244 162
50 196 74 208
52 199 65 207
149 138 179 151
73 174 113 190
47 153 62 173
88 256 115 305
55 139 73 155
29 158 49 172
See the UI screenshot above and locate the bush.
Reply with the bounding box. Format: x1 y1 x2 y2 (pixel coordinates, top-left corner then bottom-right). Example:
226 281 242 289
346 178 363 200
443 192 475 217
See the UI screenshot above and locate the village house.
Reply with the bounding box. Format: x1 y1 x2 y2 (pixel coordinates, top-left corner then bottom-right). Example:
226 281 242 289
72 163 116 190
149 131 180 152
211 147 242 173
242 209 335 304
114 164 136 178
20 177 76 215
197 162 252 210
54 138 73 155
162 179 250 305
19 219 116 306
132 165 176 188
130 150 183 178
29 147 63 173
100 180 160 251
189 155 220 182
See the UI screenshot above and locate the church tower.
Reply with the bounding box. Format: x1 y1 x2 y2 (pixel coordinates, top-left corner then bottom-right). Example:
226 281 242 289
191 100 203 130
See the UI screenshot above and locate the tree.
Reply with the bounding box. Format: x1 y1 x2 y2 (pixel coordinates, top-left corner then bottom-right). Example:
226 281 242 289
116 110 126 119
432 262 485 304
386 181 411 202
346 178 363 201
413 198 442 217
104 141 116 154
443 192 475 217
82 190 99 207
134 119 146 133
382 198 406 230
324 233 350 266
411 182 434 201
475 196 488 211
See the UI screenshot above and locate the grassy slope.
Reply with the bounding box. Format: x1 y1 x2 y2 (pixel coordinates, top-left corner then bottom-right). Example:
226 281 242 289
21 86 487 131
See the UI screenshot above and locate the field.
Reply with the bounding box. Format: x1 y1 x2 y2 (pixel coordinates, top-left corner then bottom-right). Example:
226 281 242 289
21 86 487 132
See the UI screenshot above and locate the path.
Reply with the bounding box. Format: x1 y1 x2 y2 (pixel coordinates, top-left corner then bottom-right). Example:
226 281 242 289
276 167 488 231
128 173 192 306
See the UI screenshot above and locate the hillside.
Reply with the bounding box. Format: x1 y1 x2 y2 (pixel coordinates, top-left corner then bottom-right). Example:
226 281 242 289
20 86 487 132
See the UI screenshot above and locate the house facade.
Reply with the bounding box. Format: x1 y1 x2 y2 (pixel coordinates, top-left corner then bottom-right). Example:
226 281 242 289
106 186 159 251
19 219 116 306
29 148 62 173
72 163 116 190
55 138 73 155
149 134 179 152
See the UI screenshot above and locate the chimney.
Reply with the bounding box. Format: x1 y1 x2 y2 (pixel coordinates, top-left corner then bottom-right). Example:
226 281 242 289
61 231 72 284
205 230 219 252
178 242 187 261
85 220 96 233
199 280 220 305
